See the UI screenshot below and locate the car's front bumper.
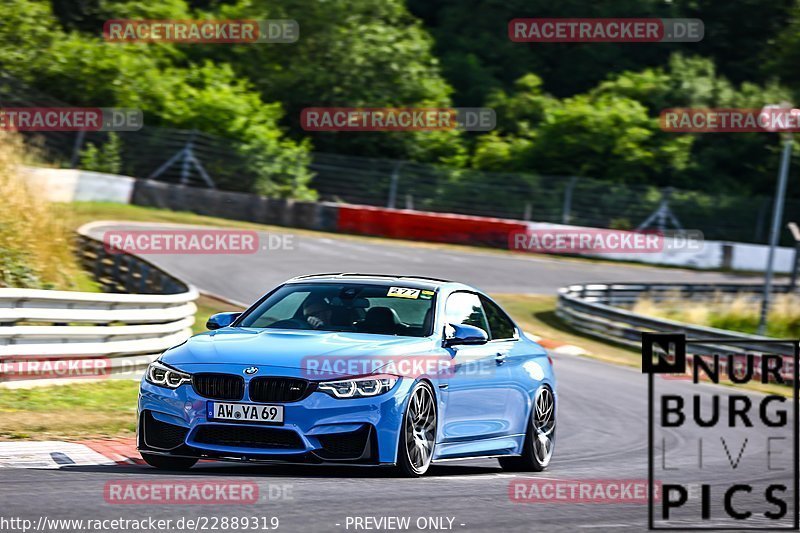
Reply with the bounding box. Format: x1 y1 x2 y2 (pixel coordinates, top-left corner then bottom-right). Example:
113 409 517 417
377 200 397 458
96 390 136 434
137 366 412 466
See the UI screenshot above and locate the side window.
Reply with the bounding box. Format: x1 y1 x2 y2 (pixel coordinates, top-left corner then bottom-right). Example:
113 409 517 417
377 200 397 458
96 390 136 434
480 296 518 340
445 292 489 333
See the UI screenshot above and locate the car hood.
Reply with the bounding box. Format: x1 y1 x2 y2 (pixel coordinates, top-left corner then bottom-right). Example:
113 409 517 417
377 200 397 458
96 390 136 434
160 327 438 373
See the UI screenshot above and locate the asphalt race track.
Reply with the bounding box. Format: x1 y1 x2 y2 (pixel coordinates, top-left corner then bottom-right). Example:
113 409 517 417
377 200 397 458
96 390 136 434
0 223 790 532
87 222 749 304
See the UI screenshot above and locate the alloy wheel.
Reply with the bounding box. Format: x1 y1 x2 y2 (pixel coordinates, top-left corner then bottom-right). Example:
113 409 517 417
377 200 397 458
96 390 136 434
404 383 436 474
532 385 555 467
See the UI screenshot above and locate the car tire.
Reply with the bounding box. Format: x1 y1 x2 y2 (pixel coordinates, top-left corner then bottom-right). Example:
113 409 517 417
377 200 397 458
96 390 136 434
140 452 198 471
394 381 437 477
499 385 555 472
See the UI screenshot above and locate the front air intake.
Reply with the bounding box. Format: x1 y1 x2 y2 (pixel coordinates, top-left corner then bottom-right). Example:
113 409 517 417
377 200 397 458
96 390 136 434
193 425 304 449
249 377 312 403
141 411 189 450
316 426 374 460
192 373 244 400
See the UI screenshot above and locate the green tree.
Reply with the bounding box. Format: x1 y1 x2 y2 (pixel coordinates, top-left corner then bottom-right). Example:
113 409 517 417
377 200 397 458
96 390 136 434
0 0 313 198
79 132 122 174
472 72 693 185
204 0 465 163
409 0 794 105
472 54 795 196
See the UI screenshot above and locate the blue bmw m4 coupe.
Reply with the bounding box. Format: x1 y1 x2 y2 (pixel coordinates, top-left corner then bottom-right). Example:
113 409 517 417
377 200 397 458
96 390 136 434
137 273 556 476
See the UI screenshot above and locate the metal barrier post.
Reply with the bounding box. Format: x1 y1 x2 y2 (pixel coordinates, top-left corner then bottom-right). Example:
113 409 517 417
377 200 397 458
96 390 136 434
387 162 402 209
788 222 800 291
757 132 793 335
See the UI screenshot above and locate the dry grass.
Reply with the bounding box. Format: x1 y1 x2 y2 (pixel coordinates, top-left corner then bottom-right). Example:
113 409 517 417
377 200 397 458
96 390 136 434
492 293 643 367
632 291 800 338
0 132 85 289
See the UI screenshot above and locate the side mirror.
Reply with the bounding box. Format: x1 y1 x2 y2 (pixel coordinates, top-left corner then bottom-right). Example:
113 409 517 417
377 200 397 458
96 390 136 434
443 323 488 347
206 312 241 330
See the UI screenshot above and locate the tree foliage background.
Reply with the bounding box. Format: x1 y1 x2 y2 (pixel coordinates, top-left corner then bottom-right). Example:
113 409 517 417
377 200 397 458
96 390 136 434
2 0 800 200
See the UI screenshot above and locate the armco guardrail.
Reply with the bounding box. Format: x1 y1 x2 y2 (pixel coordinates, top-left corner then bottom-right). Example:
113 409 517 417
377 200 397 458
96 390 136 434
76 223 190 294
0 222 197 382
557 282 796 357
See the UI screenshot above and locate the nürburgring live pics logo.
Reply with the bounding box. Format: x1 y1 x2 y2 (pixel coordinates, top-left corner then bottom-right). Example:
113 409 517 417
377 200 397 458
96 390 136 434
643 333 799 530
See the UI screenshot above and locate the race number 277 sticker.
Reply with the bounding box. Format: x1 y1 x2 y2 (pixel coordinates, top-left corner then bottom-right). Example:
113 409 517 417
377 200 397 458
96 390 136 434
387 287 420 299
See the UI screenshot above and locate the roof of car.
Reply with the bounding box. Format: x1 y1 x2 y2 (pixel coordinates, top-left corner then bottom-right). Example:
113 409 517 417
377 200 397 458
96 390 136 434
286 273 459 290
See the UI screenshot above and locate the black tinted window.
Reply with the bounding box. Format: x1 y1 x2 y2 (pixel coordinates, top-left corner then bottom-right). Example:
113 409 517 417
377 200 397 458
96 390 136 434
480 296 517 340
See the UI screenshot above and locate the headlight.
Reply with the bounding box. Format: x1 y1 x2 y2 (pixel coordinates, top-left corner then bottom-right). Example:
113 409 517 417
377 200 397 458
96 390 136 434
318 376 398 399
145 361 191 389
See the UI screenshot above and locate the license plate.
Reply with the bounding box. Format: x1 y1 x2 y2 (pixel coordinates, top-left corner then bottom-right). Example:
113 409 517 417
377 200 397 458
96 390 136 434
208 402 284 424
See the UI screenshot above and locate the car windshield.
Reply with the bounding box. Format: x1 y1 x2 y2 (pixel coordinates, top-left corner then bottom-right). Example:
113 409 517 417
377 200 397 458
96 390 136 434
238 283 436 337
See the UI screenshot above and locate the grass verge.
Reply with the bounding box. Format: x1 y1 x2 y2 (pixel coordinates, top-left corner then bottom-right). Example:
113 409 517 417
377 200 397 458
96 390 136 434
0 381 138 441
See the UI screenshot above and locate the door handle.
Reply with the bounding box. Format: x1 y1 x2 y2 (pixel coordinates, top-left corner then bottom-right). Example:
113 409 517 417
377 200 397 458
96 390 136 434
495 352 507 364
